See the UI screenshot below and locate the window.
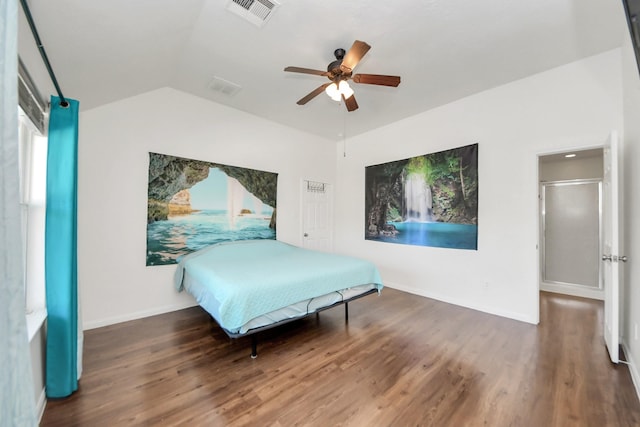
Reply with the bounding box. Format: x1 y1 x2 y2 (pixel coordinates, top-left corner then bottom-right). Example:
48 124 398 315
19 108 48 339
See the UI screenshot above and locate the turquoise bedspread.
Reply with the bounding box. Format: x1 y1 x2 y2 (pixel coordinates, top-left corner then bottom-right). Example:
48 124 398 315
174 240 383 331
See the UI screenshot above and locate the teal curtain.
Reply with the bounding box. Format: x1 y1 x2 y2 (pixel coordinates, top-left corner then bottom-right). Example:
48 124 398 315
45 95 80 398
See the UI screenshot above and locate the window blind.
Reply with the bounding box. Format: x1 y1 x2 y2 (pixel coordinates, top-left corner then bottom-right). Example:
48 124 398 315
18 57 46 134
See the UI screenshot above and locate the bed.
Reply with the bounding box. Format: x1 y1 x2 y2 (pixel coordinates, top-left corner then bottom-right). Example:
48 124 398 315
174 239 383 357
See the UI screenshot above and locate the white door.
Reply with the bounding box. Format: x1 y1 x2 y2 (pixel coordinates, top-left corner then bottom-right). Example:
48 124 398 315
301 180 333 251
602 131 621 364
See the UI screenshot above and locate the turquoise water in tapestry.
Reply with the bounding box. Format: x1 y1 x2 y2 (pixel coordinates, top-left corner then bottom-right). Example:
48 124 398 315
370 222 477 250
146 210 275 265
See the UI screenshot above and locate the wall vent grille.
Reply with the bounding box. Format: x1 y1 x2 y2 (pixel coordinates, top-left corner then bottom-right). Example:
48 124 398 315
226 0 279 27
306 181 326 193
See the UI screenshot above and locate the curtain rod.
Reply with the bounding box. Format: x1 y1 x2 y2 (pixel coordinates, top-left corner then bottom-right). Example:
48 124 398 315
19 0 69 108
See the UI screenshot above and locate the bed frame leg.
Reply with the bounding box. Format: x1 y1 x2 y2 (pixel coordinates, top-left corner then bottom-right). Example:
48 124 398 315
345 301 349 323
251 335 258 359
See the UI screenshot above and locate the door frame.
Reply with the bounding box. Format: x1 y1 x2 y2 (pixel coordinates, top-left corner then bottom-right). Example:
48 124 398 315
535 142 605 294
535 135 622 364
535 142 606 303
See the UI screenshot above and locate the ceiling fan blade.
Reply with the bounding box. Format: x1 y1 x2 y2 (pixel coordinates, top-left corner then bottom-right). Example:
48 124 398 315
340 40 371 74
284 66 331 77
343 93 359 112
352 74 401 87
296 83 332 105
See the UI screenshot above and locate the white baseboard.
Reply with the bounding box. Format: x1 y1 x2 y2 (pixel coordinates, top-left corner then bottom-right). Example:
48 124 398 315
384 281 538 325
83 301 198 330
36 387 46 424
622 341 640 403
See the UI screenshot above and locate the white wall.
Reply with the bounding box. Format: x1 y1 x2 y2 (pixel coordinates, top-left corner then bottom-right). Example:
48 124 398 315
78 88 335 329
334 49 623 324
621 27 640 395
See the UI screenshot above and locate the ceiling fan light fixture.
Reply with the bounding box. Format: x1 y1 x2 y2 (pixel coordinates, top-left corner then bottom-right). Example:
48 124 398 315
339 80 354 99
325 80 354 102
325 82 342 101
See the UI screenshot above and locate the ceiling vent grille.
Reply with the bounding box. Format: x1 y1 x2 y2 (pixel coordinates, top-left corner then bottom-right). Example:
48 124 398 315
226 0 279 27
208 76 242 97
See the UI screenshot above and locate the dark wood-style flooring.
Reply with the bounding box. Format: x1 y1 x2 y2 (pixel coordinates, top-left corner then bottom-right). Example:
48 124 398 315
41 289 640 426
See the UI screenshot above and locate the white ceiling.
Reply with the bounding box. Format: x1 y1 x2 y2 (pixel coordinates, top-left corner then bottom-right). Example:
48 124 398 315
18 0 627 141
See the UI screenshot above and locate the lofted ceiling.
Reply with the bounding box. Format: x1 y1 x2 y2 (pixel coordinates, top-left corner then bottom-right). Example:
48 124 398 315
18 0 626 141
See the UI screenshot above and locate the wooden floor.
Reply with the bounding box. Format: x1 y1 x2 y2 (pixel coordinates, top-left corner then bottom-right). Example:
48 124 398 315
41 289 640 426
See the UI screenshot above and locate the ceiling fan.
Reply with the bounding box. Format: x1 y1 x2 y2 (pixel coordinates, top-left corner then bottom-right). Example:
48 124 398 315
284 40 401 112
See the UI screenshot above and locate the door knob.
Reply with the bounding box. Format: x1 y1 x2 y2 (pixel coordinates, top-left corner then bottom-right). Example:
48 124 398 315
602 254 612 261
303 233 308 237
620 255 628 262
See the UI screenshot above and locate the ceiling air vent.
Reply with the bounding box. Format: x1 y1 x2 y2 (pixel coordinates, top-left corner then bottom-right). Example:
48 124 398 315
208 76 242 97
226 0 279 27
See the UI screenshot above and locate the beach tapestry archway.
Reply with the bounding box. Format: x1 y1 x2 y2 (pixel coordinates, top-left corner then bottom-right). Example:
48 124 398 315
146 153 278 266
365 143 478 250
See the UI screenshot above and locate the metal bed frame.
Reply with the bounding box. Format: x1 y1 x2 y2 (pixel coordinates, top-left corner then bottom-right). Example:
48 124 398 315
217 288 378 358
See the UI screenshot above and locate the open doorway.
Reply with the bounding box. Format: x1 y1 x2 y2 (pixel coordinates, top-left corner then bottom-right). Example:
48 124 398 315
538 148 604 300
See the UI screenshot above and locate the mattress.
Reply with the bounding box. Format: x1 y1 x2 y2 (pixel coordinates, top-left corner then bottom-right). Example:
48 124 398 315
174 240 383 333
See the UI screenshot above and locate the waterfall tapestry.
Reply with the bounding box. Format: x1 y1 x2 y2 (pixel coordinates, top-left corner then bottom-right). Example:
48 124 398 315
365 143 478 250
146 153 278 266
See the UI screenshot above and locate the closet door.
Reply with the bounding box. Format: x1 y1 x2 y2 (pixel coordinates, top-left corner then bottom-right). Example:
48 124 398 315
542 180 601 288
301 180 333 252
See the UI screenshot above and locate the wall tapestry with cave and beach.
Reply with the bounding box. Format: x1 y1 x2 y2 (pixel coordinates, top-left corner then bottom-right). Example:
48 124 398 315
146 152 278 266
365 143 478 250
